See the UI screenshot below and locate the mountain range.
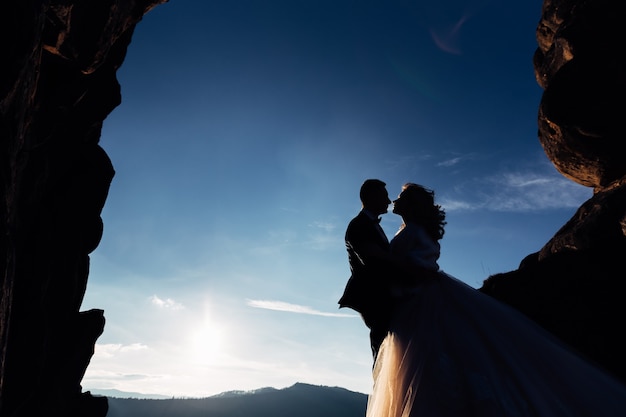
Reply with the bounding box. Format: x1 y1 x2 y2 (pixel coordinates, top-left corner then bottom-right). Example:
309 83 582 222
98 383 368 417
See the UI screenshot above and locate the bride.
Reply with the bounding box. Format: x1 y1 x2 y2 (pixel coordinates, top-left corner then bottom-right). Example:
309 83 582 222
366 182 626 417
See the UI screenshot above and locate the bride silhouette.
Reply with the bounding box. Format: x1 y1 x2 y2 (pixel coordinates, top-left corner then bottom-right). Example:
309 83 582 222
366 182 626 417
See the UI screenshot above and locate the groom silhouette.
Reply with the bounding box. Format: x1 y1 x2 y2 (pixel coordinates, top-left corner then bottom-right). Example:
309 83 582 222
338 179 395 362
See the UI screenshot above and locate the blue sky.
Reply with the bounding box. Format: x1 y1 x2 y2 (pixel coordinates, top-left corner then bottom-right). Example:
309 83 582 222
80 0 591 398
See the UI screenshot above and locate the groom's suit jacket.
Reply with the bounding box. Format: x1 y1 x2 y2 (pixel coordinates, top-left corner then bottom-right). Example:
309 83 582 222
338 210 392 318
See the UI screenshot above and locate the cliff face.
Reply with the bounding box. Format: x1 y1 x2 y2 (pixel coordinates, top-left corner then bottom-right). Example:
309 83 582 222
481 0 626 382
0 1 166 416
0 0 624 416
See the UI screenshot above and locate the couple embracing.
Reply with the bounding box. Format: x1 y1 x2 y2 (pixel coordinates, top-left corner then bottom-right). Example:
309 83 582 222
338 178 626 417
338 178 439 362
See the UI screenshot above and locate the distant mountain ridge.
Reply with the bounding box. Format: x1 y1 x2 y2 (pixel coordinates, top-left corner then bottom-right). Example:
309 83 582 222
104 383 368 417
88 385 289 400
208 386 281 398
88 388 171 400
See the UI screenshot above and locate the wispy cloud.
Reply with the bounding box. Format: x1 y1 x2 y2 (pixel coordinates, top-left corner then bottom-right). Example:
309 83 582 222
94 343 149 358
310 221 336 233
150 295 185 310
438 199 474 211
436 152 479 168
305 220 343 251
83 369 153 382
440 169 592 212
437 157 463 167
246 299 357 318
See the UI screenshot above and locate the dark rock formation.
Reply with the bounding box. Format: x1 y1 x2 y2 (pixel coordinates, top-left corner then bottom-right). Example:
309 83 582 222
533 0 626 189
0 1 166 416
481 0 626 383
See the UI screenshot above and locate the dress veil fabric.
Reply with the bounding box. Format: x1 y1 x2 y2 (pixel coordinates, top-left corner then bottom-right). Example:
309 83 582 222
366 273 626 417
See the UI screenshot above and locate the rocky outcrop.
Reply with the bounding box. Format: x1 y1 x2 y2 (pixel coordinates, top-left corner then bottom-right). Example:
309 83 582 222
0 1 166 416
481 0 626 383
533 0 626 189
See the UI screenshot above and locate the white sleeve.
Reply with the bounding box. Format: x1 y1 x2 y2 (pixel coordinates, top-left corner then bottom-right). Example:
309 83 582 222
406 239 440 271
400 224 440 271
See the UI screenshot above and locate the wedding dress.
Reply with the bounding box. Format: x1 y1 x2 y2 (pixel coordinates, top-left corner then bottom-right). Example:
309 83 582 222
366 223 626 417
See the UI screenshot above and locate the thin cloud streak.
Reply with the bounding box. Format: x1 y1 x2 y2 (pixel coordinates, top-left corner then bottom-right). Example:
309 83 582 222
246 299 357 318
436 152 479 168
150 295 185 310
94 343 149 358
83 369 154 382
437 157 463 167
310 221 336 233
440 170 592 212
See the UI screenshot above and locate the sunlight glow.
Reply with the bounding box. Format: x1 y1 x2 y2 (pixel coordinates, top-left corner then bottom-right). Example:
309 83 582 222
185 313 224 366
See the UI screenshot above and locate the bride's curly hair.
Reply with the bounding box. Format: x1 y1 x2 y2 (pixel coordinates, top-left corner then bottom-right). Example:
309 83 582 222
400 183 447 241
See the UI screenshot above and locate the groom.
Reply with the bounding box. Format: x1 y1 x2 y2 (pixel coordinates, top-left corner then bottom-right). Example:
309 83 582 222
338 179 396 363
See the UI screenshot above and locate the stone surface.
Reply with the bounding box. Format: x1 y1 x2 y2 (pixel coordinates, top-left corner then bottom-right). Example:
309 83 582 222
481 0 626 384
0 1 166 416
533 0 626 188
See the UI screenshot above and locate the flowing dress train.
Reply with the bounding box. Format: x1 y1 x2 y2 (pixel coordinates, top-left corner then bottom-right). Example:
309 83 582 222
366 273 626 417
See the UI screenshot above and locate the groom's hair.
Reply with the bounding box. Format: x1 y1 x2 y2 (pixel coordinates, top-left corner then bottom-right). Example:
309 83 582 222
360 179 386 204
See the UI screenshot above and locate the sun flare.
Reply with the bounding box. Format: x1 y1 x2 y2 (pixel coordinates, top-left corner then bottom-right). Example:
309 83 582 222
186 317 224 365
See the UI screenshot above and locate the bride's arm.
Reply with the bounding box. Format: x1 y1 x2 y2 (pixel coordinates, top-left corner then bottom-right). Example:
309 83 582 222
391 226 441 284
356 241 407 269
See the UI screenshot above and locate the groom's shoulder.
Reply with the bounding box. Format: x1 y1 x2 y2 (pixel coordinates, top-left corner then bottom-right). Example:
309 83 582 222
346 211 373 236
348 211 369 227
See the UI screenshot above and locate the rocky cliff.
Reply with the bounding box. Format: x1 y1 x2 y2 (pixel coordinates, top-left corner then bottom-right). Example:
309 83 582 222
0 0 624 416
480 0 626 383
0 1 166 416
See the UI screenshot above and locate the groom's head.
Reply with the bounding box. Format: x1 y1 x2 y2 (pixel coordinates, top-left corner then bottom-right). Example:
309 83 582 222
360 179 391 215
